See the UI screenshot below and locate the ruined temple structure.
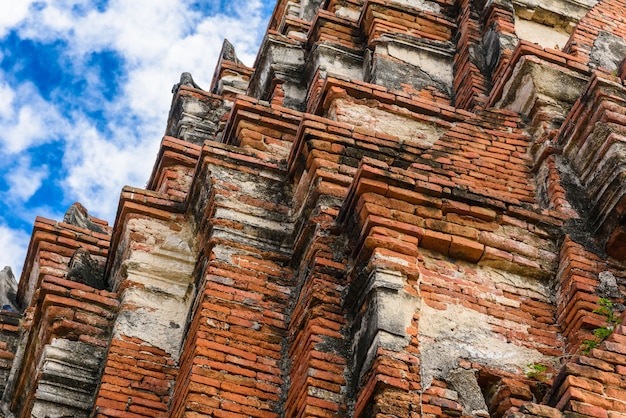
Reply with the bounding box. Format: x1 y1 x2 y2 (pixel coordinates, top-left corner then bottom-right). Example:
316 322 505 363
3 0 626 416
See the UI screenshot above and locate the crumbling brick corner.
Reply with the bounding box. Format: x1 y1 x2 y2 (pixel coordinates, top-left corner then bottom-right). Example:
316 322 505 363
1 0 626 417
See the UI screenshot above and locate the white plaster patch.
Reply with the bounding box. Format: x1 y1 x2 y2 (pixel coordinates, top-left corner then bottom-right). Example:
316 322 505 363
215 194 287 220
419 302 557 390
351 268 419 379
495 57 588 118
392 0 441 13
111 216 197 360
488 268 552 301
512 0 598 21
371 250 412 268
329 98 445 148
213 207 291 234
183 99 209 115
123 246 195 286
313 44 364 82
121 218 196 286
515 17 570 50
421 253 552 303
383 42 453 86
334 6 360 21
114 286 194 360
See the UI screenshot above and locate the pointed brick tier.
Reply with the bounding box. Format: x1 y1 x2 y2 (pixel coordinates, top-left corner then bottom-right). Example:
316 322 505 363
2 0 626 417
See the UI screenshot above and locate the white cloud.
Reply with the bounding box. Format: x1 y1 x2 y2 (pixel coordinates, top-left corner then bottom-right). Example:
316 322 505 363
4 157 48 203
1 0 267 202
0 81 15 117
0 225 30 280
53 0 266 222
0 1 35 38
6 0 267 130
0 81 68 154
67 0 264 122
61 117 159 222
0 0 270 281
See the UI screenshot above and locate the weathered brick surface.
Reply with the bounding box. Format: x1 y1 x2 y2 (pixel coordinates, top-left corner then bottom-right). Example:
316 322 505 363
1 213 115 417
168 139 295 417
3 0 626 417
95 337 175 418
0 311 20 397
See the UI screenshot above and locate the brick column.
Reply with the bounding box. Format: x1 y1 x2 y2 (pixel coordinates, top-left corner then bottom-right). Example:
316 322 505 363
94 195 196 417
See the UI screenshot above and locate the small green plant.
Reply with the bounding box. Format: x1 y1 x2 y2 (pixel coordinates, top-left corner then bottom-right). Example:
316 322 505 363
594 298 619 323
526 362 549 380
581 339 598 353
581 298 620 354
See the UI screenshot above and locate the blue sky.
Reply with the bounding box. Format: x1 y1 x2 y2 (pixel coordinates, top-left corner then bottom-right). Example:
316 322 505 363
0 0 274 279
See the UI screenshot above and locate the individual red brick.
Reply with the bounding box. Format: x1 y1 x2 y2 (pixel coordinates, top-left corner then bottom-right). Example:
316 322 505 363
449 236 485 262
420 230 452 255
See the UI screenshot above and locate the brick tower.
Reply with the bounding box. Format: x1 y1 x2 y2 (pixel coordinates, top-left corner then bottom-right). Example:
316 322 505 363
1 0 626 417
